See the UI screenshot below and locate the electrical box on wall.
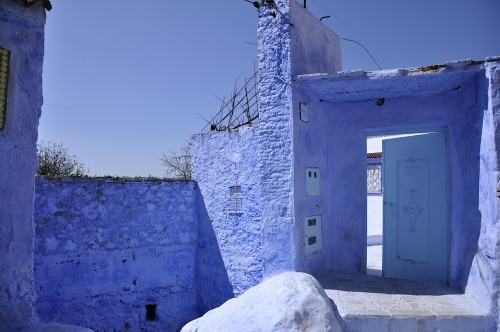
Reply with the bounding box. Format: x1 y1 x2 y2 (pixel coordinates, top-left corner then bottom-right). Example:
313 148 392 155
299 102 310 123
305 215 322 255
306 167 320 195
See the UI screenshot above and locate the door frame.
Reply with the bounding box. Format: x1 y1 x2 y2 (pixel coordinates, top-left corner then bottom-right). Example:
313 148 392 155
363 126 450 284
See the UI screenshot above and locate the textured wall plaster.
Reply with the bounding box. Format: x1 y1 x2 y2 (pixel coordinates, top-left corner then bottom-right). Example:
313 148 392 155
192 4 499 328
291 62 500 328
34 178 199 331
294 68 487 281
0 1 45 323
466 59 500 326
288 0 341 76
257 0 296 277
256 0 342 278
192 127 262 298
192 0 343 295
195 191 234 313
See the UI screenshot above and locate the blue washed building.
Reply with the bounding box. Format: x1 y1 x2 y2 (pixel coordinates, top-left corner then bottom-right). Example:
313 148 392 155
193 0 500 329
0 0 46 325
2 0 500 330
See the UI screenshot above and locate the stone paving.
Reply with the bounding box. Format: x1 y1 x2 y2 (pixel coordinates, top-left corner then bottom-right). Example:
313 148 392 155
316 272 492 331
367 244 382 276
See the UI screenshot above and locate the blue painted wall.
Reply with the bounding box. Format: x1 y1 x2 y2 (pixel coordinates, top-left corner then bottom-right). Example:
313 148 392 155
468 59 500 325
191 1 344 296
192 128 262 297
293 68 488 282
29 0 500 329
0 1 46 324
195 189 235 313
192 0 500 325
292 60 500 325
34 178 200 331
256 0 342 278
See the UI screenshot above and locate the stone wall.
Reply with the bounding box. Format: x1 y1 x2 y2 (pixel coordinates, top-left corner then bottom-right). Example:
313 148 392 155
0 1 46 324
192 0 343 294
192 127 262 298
257 0 296 277
34 178 200 331
469 59 500 325
256 0 342 278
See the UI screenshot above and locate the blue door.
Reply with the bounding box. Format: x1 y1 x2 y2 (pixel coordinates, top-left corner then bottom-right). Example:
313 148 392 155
382 133 448 283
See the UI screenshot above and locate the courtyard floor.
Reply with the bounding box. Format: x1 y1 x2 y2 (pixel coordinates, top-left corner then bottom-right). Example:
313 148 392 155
316 271 492 331
367 244 382 276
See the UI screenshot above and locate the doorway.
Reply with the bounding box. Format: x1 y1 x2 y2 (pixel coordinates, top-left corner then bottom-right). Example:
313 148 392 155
366 131 449 283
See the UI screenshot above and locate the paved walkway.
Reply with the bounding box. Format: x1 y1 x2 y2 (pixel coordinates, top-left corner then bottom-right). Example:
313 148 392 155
316 272 492 331
367 244 382 276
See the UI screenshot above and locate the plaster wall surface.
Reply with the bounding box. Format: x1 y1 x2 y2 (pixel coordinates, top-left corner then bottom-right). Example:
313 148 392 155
0 1 45 323
288 0 341 76
466 59 500 325
34 178 199 331
192 127 262 298
256 0 342 278
293 69 488 284
257 0 296 277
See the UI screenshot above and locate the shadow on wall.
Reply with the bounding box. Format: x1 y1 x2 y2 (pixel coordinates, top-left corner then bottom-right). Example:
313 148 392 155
195 186 234 314
457 74 489 290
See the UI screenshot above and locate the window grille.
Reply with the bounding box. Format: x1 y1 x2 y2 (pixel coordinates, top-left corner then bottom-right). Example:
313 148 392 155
229 186 243 213
367 164 382 194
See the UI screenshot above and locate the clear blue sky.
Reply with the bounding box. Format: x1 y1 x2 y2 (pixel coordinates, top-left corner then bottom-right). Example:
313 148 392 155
39 0 500 177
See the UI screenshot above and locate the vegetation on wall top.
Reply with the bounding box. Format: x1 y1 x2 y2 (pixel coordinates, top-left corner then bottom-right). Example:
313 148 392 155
37 140 88 177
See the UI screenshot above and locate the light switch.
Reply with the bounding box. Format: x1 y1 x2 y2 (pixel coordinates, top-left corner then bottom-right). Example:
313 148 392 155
306 167 320 196
305 215 322 255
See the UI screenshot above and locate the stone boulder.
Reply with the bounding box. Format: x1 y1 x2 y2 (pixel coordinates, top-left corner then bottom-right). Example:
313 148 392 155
182 272 341 332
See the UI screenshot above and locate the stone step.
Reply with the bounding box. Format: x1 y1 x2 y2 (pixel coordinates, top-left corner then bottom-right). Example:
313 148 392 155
317 272 493 332
337 314 491 332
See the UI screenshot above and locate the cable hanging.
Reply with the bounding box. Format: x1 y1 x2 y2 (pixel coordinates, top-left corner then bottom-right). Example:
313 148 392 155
340 37 382 70
309 0 409 68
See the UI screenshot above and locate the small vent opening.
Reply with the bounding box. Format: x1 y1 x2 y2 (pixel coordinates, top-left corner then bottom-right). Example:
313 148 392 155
145 304 157 321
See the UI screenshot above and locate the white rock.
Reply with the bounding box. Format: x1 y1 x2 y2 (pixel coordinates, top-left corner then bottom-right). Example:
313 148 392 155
182 272 341 332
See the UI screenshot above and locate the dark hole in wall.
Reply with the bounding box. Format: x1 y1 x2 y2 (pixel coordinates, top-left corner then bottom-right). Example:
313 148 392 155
145 304 157 321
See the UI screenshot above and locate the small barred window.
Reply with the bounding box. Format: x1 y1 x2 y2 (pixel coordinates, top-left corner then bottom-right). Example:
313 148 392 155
367 164 382 194
229 186 242 213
